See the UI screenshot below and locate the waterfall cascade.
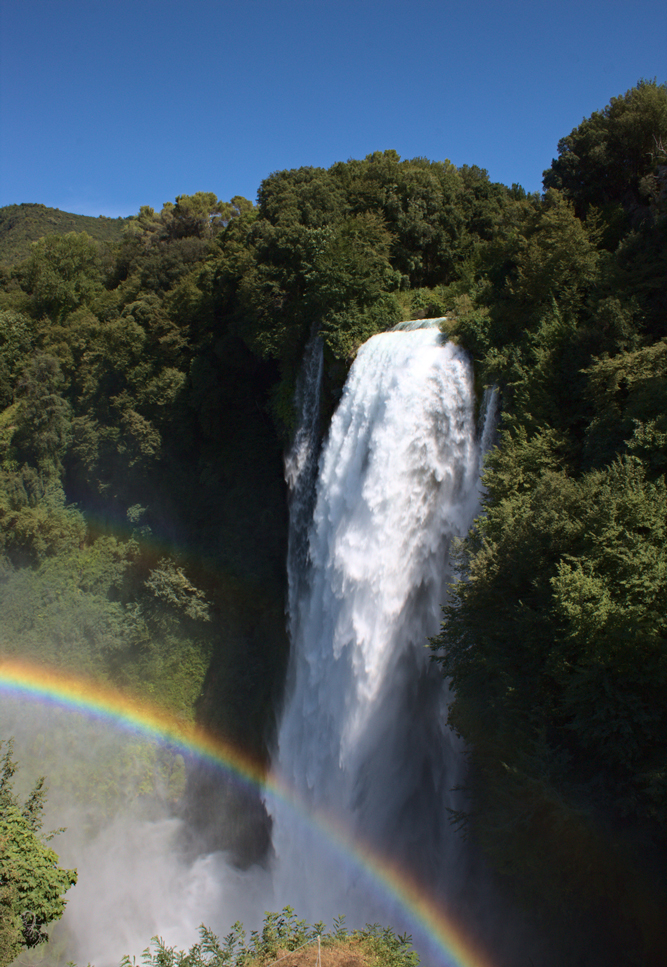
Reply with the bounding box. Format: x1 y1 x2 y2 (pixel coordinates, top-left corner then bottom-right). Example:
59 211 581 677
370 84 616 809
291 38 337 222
41 323 500 967
269 324 495 928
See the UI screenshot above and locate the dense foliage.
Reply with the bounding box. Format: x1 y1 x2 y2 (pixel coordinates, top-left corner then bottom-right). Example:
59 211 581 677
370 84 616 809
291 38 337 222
0 79 665 966
0 205 128 266
431 79 667 965
0 741 76 967
0 165 526 759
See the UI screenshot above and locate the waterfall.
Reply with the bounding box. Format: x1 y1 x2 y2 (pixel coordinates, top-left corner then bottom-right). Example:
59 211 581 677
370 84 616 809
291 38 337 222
35 324 503 967
269 324 494 929
284 336 324 646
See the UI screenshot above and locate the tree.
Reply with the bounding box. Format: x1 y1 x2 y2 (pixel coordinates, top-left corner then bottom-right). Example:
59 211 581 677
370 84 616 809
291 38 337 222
11 354 72 472
543 79 667 230
22 232 103 318
161 192 227 240
150 193 256 241
0 741 76 966
0 310 34 408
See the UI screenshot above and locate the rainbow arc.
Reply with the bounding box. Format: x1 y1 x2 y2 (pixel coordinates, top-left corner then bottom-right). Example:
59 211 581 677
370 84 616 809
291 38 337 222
0 659 494 967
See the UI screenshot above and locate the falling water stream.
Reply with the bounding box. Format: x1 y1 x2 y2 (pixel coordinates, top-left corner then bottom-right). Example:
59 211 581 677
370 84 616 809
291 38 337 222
269 323 496 934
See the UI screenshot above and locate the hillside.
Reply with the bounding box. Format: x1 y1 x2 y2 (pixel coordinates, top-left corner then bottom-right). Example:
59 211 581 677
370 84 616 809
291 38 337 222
0 80 665 967
0 203 129 265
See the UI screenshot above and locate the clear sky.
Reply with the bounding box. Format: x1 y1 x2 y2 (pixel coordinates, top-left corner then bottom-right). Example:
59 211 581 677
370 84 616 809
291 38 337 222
1 0 665 218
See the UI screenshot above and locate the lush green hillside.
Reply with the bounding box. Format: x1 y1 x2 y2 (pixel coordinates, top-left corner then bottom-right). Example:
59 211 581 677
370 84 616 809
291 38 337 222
431 78 667 965
0 80 665 967
0 204 129 266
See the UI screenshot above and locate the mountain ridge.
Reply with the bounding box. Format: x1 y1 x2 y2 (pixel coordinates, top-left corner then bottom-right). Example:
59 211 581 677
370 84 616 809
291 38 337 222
0 202 130 265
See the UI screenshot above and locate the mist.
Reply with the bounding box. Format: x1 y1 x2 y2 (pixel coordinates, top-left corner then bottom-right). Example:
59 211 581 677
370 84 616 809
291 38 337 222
0 695 275 965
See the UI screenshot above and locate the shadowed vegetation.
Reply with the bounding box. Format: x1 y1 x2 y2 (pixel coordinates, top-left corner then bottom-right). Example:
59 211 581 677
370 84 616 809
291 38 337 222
0 80 666 966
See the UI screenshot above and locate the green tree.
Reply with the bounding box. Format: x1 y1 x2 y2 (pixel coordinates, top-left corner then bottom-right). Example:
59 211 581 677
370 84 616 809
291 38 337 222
0 741 76 966
11 354 72 472
429 88 667 958
583 338 667 474
543 79 667 233
0 310 34 408
162 192 253 240
431 437 667 957
22 232 103 318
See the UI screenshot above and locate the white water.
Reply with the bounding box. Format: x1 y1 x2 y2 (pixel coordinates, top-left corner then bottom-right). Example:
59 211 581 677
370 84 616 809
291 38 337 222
270 325 494 928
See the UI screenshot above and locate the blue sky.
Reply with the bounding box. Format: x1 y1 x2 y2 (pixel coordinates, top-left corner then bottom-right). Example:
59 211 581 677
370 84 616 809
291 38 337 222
1 0 665 217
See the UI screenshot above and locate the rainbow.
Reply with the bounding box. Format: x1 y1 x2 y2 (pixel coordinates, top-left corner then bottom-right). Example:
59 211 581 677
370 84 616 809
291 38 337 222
0 659 495 967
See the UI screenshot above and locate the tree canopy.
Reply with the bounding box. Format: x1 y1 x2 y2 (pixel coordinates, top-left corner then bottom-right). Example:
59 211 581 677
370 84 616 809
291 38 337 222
0 78 665 964
543 79 667 237
431 79 667 964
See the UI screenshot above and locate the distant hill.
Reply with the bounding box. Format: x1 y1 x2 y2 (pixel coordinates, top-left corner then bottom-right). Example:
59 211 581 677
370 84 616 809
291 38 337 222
0 203 130 265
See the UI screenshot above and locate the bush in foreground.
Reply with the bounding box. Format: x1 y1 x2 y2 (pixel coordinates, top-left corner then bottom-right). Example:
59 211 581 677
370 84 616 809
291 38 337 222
121 909 419 967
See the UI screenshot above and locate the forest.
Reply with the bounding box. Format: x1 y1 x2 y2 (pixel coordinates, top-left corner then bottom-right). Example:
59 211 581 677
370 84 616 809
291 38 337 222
0 79 665 966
